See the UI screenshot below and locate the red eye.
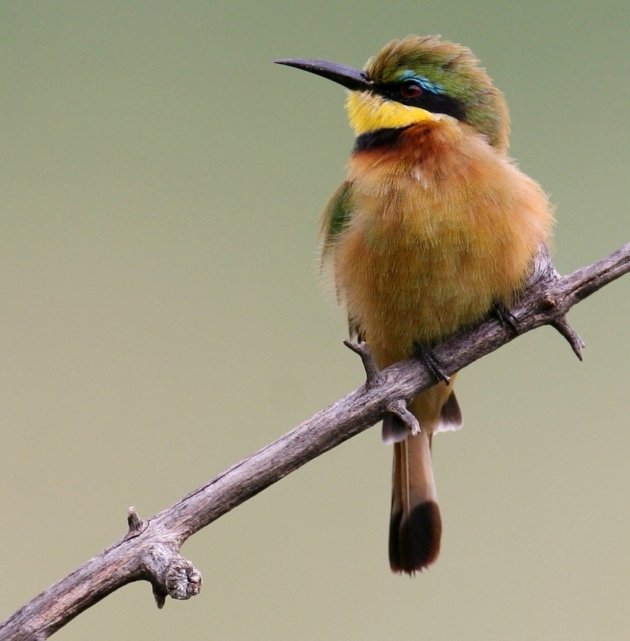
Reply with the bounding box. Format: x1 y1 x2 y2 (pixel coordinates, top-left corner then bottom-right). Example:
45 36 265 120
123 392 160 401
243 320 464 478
400 80 422 99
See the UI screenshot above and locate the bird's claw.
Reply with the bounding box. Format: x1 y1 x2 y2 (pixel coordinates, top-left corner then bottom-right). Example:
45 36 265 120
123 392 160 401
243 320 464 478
413 344 450 384
492 302 520 336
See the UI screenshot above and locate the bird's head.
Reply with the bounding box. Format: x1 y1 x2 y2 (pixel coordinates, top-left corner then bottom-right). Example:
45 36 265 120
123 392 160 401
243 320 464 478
276 35 510 151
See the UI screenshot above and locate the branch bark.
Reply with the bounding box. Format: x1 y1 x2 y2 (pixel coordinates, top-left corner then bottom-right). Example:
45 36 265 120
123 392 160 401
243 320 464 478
1 243 628 640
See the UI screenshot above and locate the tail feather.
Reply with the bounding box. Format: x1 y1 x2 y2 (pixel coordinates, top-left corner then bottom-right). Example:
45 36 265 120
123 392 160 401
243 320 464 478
390 501 442 572
389 430 441 573
437 390 463 433
387 383 460 574
382 414 410 444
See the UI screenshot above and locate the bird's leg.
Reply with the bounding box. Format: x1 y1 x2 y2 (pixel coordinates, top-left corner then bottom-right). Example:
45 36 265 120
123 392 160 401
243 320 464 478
412 343 450 384
491 301 520 336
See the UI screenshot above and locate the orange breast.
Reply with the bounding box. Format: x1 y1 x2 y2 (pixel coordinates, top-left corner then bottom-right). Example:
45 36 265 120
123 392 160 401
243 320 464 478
331 121 552 364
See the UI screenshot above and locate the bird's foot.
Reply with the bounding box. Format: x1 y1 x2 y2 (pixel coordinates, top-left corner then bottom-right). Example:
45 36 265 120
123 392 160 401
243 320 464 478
413 344 450 384
492 302 520 336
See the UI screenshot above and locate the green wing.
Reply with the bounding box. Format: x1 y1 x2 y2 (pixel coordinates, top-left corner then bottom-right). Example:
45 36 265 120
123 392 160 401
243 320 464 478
320 181 361 338
320 180 353 257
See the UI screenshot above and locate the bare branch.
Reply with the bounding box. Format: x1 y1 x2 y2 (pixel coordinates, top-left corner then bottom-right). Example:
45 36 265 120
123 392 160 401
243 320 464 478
343 340 383 387
1 243 628 640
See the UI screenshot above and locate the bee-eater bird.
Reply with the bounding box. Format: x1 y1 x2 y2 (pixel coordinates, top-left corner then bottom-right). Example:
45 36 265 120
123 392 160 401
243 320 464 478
276 35 553 574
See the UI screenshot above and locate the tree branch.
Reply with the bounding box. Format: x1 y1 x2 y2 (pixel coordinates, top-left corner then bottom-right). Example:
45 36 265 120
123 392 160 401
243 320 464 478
1 243 628 640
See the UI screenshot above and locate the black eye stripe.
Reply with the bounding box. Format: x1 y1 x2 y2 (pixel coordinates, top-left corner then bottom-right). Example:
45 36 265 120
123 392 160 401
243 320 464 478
374 82 466 121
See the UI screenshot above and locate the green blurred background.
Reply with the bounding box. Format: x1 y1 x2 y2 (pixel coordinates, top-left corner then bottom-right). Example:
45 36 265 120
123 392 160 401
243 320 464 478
2 1 629 639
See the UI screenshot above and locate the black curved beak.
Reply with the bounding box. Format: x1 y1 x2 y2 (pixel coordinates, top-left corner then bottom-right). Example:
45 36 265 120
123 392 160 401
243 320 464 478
274 58 372 92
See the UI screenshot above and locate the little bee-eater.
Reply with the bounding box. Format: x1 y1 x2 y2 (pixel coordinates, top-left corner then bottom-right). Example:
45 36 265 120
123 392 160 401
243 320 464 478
276 35 553 574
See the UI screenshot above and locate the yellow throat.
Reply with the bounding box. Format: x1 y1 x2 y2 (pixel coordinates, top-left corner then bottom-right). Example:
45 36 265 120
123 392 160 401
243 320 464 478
345 91 437 136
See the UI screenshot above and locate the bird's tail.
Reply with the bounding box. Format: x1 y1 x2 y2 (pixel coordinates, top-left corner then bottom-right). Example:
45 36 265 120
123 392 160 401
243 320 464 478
386 381 461 574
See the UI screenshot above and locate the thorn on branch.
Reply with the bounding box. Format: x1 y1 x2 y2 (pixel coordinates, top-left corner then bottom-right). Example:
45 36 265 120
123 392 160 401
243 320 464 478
125 507 145 538
343 340 383 388
152 586 167 609
386 399 420 437
550 315 585 361
540 294 558 311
